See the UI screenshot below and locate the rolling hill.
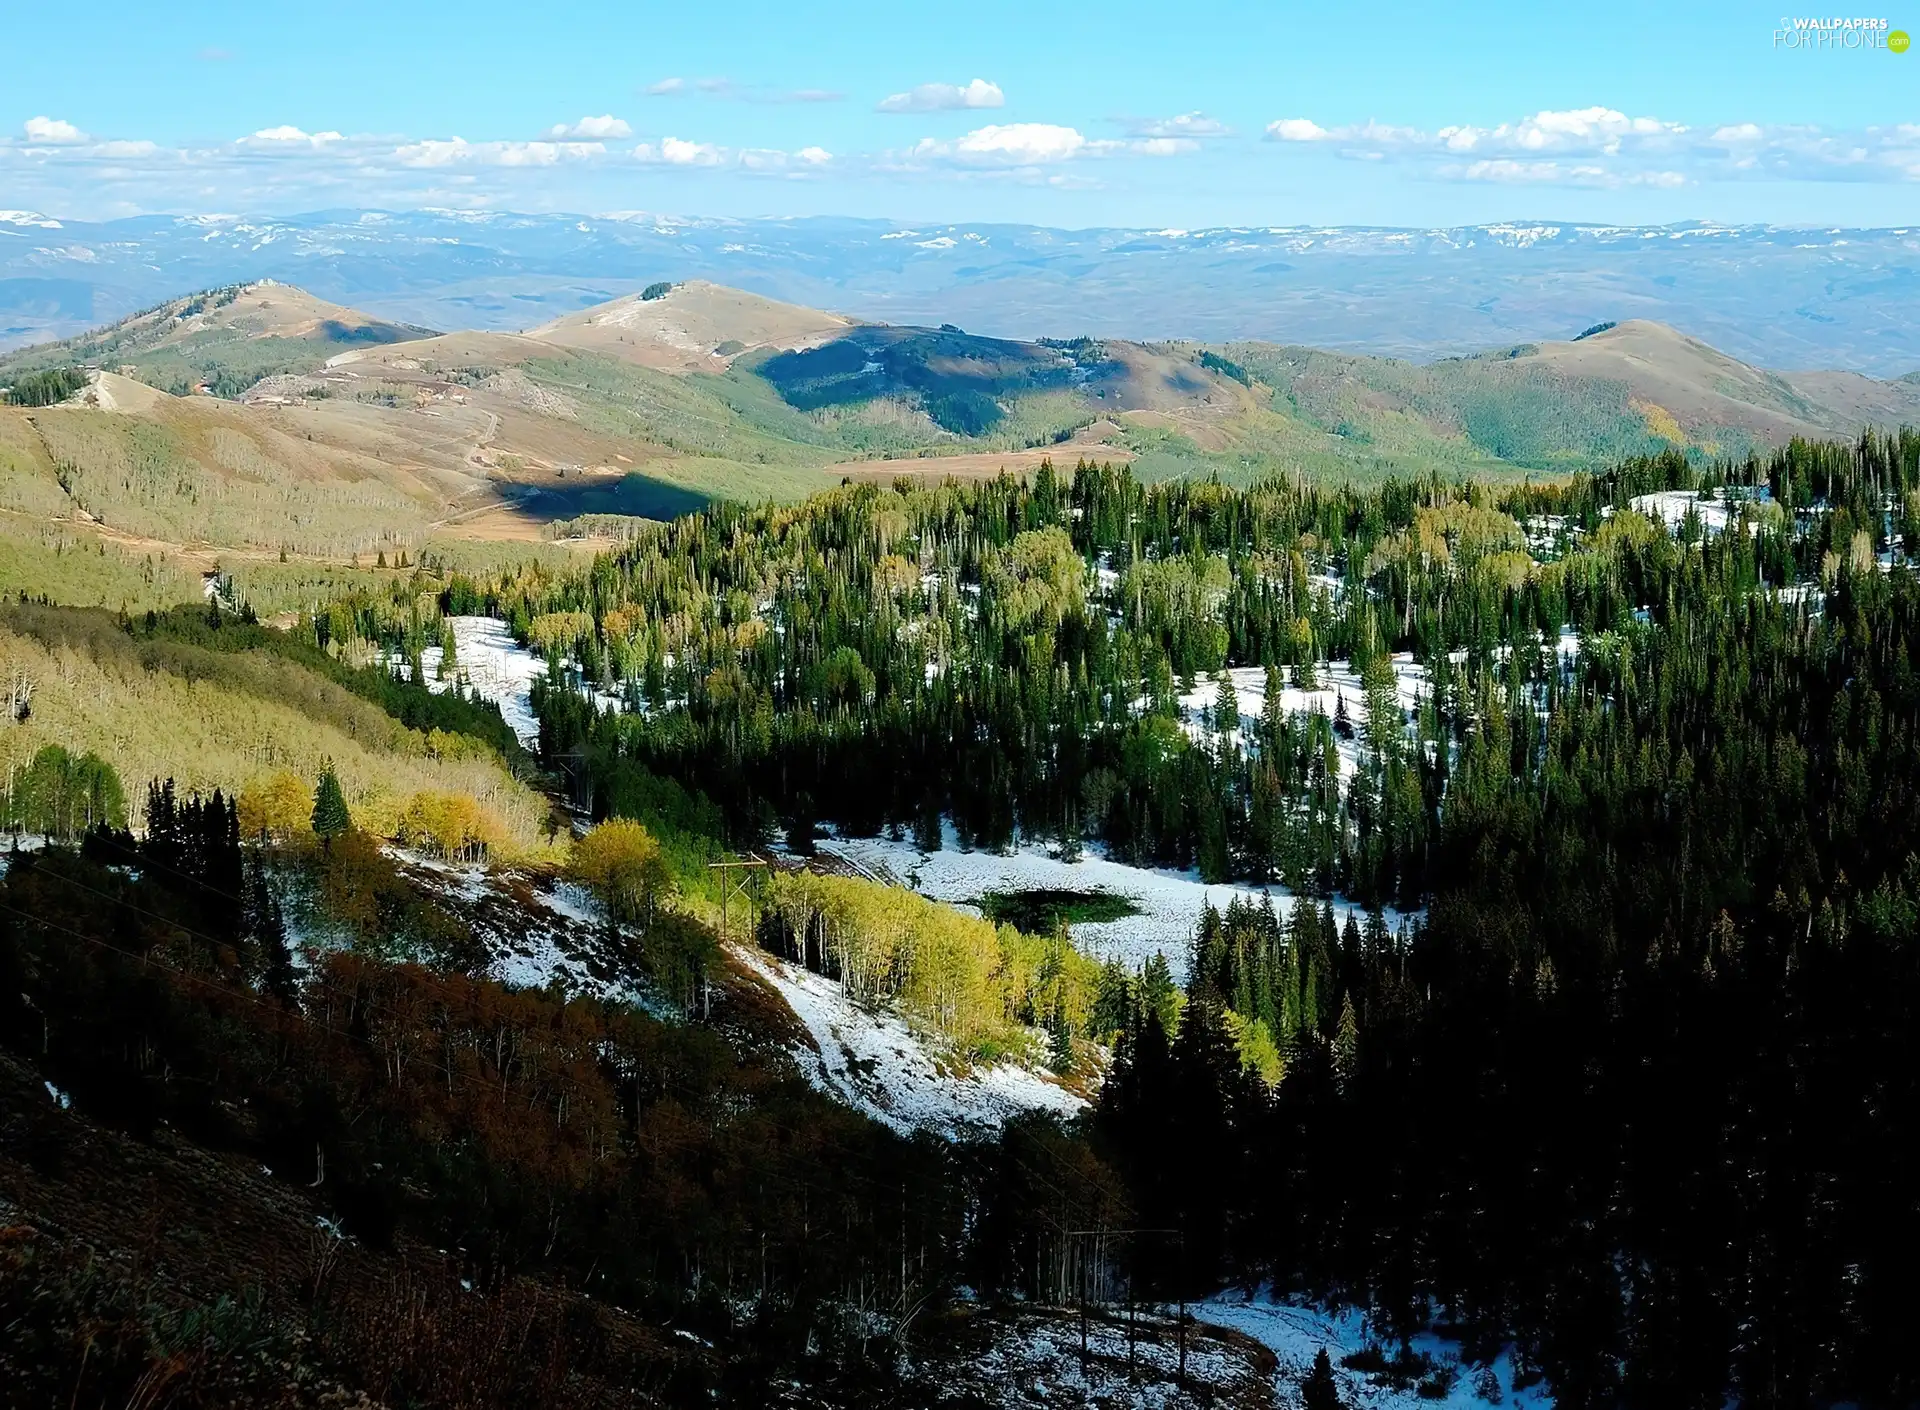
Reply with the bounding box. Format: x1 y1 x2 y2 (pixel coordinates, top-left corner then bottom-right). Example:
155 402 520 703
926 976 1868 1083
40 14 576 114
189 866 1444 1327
527 278 853 371
3 278 1919 616
0 281 435 399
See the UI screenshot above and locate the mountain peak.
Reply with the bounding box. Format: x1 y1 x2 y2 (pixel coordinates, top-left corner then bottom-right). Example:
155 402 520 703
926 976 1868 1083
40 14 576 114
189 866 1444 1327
529 279 852 372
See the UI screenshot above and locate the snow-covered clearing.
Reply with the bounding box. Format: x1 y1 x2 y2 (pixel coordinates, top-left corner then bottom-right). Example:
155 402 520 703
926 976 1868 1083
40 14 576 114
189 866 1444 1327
394 616 625 751
287 846 661 1008
820 822 1417 980
404 616 546 748
824 822 1275 975
1175 654 1429 782
0 834 49 878
1197 1293 1555 1409
732 944 1085 1140
1626 486 1772 536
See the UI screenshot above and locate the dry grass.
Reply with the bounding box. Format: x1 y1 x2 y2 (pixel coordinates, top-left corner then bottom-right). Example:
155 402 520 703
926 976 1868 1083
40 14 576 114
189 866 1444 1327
529 279 852 373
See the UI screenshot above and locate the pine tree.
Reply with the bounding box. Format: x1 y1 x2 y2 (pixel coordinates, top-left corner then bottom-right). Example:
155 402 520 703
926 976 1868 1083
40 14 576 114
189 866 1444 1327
246 851 297 1004
1047 998 1074 1073
437 620 458 681
1302 1347 1344 1410
1139 952 1179 1037
310 763 350 843
1333 992 1359 1093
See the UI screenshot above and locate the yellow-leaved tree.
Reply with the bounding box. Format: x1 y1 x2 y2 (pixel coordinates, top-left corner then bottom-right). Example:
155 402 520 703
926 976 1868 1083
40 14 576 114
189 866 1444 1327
238 770 315 845
569 819 674 927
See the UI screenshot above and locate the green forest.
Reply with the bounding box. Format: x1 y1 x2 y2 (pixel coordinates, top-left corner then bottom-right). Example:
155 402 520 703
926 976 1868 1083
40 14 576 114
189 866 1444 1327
6 430 1920 1406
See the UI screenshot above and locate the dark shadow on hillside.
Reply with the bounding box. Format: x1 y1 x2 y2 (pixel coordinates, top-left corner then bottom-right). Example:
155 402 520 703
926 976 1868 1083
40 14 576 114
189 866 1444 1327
317 318 433 345
517 472 711 523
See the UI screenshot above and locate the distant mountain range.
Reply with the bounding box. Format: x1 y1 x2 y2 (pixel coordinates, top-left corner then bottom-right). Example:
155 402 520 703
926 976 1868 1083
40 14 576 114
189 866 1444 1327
3 210 1919 376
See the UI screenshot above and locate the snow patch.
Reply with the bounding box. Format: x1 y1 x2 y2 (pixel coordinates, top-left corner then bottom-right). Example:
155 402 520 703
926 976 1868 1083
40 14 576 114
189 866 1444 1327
1625 486 1772 537
733 944 1084 1139
1198 1293 1556 1409
1176 654 1429 782
394 616 624 751
823 822 1274 976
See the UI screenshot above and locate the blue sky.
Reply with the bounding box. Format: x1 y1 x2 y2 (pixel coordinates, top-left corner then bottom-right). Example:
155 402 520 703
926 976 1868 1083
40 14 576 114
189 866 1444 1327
4 0 1917 226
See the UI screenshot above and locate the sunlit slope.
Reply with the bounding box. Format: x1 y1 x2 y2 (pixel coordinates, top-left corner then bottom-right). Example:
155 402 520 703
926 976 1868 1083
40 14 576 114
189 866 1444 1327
0 281 436 397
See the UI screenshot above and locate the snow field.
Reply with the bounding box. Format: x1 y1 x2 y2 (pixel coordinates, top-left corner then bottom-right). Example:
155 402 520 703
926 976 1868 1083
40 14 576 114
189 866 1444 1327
394 615 624 751
824 821 1276 975
1625 486 1773 537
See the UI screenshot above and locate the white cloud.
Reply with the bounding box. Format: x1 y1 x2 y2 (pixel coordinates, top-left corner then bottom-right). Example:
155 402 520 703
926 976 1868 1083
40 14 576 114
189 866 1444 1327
627 137 828 172
1266 118 1328 142
24 116 87 144
547 115 631 139
1447 158 1688 188
634 136 725 166
877 79 1004 114
1437 107 1688 156
897 120 1201 172
1128 112 1231 139
394 137 604 168
244 125 344 147
93 140 159 158
911 122 1089 165
646 75 841 104
393 137 474 167
1257 106 1920 187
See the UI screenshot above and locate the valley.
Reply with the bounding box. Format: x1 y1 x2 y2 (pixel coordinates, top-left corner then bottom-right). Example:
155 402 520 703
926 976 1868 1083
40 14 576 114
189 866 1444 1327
4 268 1920 1410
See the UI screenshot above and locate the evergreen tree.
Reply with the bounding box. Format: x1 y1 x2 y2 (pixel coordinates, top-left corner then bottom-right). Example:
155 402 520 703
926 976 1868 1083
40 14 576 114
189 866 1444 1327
1302 1347 1344 1410
1332 992 1359 1094
310 763 350 843
245 851 297 1004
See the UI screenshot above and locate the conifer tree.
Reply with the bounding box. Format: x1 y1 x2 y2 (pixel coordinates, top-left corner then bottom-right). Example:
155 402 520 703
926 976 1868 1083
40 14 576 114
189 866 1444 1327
1301 1348 1344 1410
1333 992 1359 1093
310 763 350 843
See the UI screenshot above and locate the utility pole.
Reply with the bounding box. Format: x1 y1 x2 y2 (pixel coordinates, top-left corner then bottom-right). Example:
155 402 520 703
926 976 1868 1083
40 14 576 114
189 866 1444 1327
707 855 769 944
704 855 767 1019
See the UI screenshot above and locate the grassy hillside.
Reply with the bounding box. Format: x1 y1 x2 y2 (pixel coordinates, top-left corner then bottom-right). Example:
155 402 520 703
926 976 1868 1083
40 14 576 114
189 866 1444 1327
8 398 455 556
1219 321 1920 475
0 515 205 610
4 282 1916 574
0 282 435 398
0 603 554 857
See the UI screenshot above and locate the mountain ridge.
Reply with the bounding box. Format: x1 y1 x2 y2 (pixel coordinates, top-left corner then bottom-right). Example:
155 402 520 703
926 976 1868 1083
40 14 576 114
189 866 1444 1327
3 279 1918 573
5 210 1920 374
